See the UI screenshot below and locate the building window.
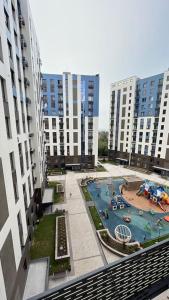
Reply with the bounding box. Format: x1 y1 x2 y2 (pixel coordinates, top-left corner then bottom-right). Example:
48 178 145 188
73 132 78 143
50 79 55 93
158 147 161 151
122 107 125 117
4 9 10 31
163 110 166 114
51 95 55 109
66 118 69 129
166 84 169 90
67 132 69 143
159 140 162 145
17 212 24 248
123 87 127 92
44 118 49 129
146 118 151 129
45 132 49 142
0 36 3 62
144 145 148 155
8 41 13 61
164 101 167 107
138 145 142 154
5 117 12 139
9 152 18 202
140 119 144 129
10 69 15 87
18 143 24 176
145 132 150 143
160 132 163 137
52 118 56 129
162 117 165 122
73 118 78 129
23 184 28 211
42 79 47 92
24 141 29 169
74 146 78 156
161 125 164 130
53 146 57 156
43 95 48 108
53 132 57 143
122 94 126 105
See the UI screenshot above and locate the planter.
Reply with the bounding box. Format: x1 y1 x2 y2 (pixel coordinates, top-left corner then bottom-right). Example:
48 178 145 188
55 216 70 260
97 229 140 256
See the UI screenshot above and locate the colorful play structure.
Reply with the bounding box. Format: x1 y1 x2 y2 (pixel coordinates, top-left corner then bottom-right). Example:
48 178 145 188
110 195 131 210
137 181 169 212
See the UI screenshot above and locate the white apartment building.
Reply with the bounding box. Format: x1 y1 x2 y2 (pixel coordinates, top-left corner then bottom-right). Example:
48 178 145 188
0 0 45 299
108 70 169 177
42 73 99 169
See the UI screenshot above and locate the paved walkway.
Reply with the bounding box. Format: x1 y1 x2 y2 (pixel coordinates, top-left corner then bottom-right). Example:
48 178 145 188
48 164 169 289
23 259 48 299
49 172 106 289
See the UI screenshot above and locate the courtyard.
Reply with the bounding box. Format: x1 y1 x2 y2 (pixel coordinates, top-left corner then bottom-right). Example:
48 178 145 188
27 163 169 295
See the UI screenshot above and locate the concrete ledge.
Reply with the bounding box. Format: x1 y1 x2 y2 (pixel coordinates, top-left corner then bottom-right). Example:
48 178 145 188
97 229 140 257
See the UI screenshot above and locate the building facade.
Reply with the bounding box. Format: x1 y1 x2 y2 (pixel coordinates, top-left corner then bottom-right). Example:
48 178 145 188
0 0 45 299
108 70 169 176
42 73 99 169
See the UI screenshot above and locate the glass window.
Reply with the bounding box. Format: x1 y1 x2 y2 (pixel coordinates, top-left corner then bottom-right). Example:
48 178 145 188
51 95 55 109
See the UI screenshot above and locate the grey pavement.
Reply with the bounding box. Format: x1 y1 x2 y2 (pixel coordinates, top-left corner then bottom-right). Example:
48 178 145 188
23 259 48 299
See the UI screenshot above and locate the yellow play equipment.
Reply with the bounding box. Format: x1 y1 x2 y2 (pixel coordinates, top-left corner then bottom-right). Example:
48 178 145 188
161 192 169 205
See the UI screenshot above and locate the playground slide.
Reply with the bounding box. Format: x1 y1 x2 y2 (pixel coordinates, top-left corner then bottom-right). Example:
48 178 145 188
158 202 166 212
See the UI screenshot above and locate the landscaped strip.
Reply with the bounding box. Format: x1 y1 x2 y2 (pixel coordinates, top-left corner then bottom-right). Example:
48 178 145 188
30 213 70 274
55 216 70 261
48 181 64 204
141 233 169 248
81 186 92 201
96 165 107 172
89 206 104 230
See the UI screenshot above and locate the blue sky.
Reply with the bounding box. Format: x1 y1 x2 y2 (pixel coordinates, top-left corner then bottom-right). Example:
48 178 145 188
29 0 169 130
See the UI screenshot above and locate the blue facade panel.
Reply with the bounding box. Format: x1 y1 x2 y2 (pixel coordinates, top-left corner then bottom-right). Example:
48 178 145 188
136 73 164 117
42 73 62 116
42 73 99 117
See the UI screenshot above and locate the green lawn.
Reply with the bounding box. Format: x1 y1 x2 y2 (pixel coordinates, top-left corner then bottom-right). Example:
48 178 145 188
141 233 169 248
81 186 92 201
89 206 104 230
96 165 107 172
48 168 66 175
48 181 64 204
30 214 70 274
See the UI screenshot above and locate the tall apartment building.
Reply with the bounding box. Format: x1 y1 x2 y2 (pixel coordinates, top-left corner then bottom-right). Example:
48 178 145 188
0 0 45 299
108 70 169 177
42 73 99 170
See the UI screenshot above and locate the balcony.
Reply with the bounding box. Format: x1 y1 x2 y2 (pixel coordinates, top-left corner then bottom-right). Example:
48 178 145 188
24 77 30 87
21 39 27 49
29 133 34 138
33 177 37 185
19 15 25 27
31 163 36 169
30 148 35 154
27 115 32 121
26 97 31 104
22 57 28 68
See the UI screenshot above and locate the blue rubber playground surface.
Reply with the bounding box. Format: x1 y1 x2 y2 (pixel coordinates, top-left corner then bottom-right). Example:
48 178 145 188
87 178 169 243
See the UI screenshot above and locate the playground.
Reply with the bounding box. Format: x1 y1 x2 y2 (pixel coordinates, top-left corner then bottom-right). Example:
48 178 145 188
87 177 169 243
